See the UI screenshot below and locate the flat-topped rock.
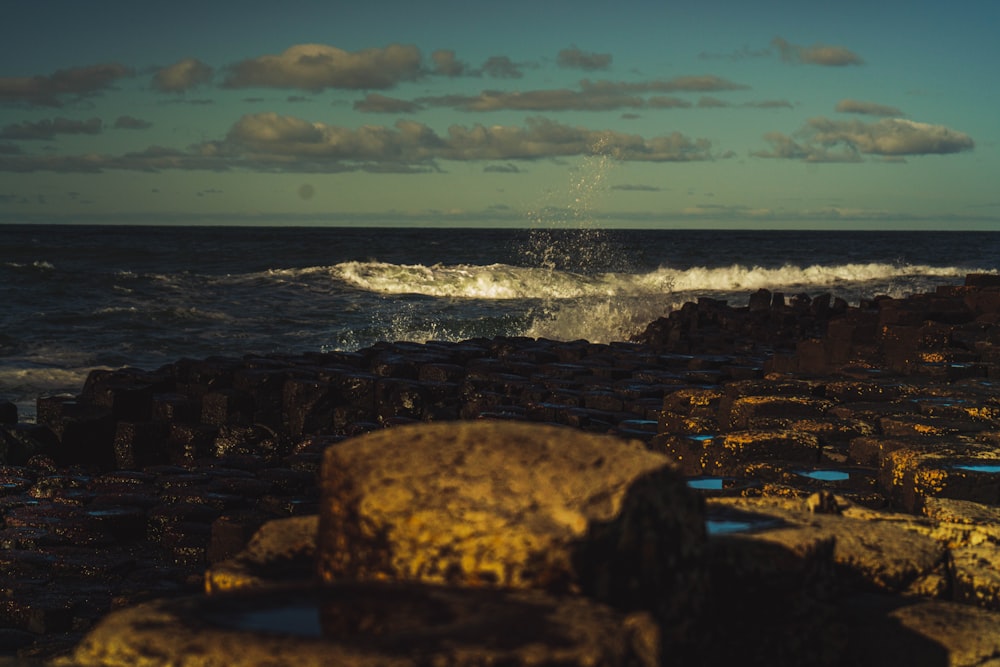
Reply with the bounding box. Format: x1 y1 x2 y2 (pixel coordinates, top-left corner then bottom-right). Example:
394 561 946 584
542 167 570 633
62 583 661 667
316 421 707 633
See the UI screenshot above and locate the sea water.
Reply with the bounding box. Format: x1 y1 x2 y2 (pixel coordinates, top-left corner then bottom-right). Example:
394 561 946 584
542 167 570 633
3 225 999 420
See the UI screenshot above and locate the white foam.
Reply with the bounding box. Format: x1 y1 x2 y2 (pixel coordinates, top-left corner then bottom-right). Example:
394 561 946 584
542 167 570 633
329 260 986 301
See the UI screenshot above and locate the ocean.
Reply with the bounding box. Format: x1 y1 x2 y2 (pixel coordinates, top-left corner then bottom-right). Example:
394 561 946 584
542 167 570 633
3 224 998 421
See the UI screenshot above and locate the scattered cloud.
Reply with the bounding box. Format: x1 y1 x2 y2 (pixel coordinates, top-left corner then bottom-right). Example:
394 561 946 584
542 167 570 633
557 47 612 71
0 117 102 140
413 75 751 113
353 93 424 113
114 115 152 130
0 113 716 173
697 96 729 108
753 117 974 161
746 99 794 109
222 43 423 91
160 98 215 106
431 50 469 77
699 45 772 61
646 97 691 109
0 63 133 107
483 163 521 173
480 56 525 79
611 184 662 191
580 76 750 94
835 98 904 117
152 58 214 93
419 88 644 112
771 37 864 66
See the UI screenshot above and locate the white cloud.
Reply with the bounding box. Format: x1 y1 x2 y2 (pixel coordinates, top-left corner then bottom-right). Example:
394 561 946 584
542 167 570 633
153 58 214 93
222 43 423 91
753 117 974 161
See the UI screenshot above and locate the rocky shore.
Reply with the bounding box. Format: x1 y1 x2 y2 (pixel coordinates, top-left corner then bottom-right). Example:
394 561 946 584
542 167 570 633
3 275 1000 665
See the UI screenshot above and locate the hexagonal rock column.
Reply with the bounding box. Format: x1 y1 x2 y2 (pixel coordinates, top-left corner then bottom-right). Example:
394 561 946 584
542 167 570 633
316 421 706 635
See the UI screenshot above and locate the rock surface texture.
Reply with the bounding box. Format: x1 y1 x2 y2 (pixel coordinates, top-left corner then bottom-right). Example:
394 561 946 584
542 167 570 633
317 421 706 635
1 274 1000 665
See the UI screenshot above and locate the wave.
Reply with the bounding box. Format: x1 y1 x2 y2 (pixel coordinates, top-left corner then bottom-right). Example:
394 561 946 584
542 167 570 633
328 260 988 301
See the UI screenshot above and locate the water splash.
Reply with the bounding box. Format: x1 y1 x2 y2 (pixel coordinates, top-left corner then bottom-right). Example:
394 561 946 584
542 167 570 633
522 140 624 273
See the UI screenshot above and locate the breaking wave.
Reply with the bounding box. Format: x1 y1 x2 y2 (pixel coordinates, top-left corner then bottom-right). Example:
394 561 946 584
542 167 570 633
330 260 986 301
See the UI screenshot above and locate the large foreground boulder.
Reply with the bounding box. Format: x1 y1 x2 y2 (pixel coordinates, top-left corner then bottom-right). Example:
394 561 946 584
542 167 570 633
316 421 707 636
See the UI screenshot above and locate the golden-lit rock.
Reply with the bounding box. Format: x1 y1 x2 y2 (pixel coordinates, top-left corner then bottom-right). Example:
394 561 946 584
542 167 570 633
316 421 706 630
205 515 318 594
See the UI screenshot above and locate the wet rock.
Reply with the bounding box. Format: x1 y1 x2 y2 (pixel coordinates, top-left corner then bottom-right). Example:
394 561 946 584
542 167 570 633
317 421 707 636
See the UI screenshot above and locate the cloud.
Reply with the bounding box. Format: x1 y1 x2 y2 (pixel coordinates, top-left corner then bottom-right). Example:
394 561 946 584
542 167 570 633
0 113 717 173
415 76 751 113
771 37 864 66
222 43 423 91
580 75 749 93
480 56 524 79
835 98 904 117
431 50 469 77
160 98 215 106
114 115 152 130
353 93 424 113
557 47 612 71
646 97 691 109
746 99 794 109
752 117 974 161
0 63 133 107
483 163 521 173
0 117 102 140
152 58 214 93
697 96 729 108
699 45 772 61
419 88 644 112
611 184 662 191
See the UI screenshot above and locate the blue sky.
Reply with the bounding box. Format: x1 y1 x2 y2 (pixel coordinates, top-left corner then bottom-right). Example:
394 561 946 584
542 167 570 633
1 0 997 228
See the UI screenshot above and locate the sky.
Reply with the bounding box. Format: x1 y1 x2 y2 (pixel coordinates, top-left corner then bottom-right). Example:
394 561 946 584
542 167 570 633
0 0 997 229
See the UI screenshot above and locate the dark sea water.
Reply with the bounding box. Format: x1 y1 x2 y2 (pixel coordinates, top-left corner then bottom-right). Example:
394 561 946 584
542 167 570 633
3 224 999 420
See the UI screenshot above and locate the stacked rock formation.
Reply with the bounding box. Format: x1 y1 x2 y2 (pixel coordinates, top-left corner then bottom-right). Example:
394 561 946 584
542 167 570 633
0 275 999 664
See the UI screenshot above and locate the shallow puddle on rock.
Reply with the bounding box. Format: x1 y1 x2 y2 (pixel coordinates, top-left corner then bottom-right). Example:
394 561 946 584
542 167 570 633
796 470 851 482
225 604 323 637
687 478 724 490
705 513 782 536
954 463 1000 474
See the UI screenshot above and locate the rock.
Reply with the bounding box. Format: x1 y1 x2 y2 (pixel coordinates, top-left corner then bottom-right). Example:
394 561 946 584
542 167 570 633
316 421 707 636
840 595 1000 666
205 515 318 593
65 583 662 667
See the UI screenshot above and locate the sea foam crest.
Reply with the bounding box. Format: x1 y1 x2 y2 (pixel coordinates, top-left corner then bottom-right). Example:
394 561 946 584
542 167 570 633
331 260 984 300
